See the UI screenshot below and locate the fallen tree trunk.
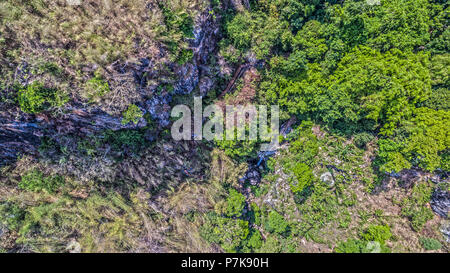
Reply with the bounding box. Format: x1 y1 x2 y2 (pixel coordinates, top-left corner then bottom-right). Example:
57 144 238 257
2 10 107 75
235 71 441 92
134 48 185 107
218 63 251 99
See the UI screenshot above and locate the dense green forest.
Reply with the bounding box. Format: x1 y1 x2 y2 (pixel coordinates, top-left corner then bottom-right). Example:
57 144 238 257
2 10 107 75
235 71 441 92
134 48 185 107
0 0 448 253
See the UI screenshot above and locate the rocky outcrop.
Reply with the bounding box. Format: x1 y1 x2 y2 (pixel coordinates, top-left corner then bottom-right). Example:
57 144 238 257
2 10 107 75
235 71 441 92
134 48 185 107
145 9 220 127
145 92 173 128
241 166 262 186
0 106 41 165
320 172 335 187
441 220 450 242
431 188 450 218
0 7 220 167
0 102 146 166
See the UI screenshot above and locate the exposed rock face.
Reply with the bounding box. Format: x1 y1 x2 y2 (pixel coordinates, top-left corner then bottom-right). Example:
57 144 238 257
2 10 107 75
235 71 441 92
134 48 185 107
0 102 146 166
320 172 335 187
145 93 173 128
173 64 199 96
388 169 422 188
145 10 220 127
193 11 221 65
66 240 81 254
0 107 41 165
229 0 250 12
441 220 450 242
241 166 261 186
198 77 214 97
0 8 220 167
431 188 450 218
48 105 147 134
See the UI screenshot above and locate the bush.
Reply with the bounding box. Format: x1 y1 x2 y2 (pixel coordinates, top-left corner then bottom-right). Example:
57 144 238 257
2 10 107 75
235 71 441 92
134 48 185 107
200 213 249 253
361 225 392 245
335 239 367 253
266 211 289 235
122 104 143 125
18 170 64 193
295 182 339 237
335 238 390 253
159 3 195 63
354 132 374 149
17 82 67 113
256 235 285 253
421 88 449 111
409 207 435 232
215 139 259 161
376 108 449 173
177 49 194 65
225 188 246 217
246 230 263 250
289 162 314 194
225 10 285 60
419 237 442 251
160 4 194 38
401 182 434 231
102 129 146 157
0 203 26 231
288 122 319 166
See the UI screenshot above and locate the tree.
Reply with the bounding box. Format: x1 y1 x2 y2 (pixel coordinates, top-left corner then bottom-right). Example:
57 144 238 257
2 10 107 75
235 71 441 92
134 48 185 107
376 108 450 173
266 211 289 234
200 213 249 253
225 188 246 217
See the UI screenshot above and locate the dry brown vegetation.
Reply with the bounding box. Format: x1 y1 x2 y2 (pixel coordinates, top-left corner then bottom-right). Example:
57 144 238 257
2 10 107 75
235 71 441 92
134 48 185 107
0 0 208 113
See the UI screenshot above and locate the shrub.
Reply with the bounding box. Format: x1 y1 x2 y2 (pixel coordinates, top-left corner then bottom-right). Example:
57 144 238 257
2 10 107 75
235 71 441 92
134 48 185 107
17 82 66 113
409 207 435 232
421 88 449 111
225 188 246 217
0 203 26 231
200 213 249 253
295 182 339 237
250 203 262 226
102 129 146 157
335 238 390 253
18 170 64 193
225 11 284 59
419 237 442 251
401 182 434 231
288 122 319 166
122 104 143 125
266 211 288 234
289 162 314 194
354 132 374 149
160 4 194 38
159 3 195 63
376 108 450 173
335 239 367 253
361 225 392 245
246 230 263 250
215 138 259 161
256 235 282 253
177 49 194 65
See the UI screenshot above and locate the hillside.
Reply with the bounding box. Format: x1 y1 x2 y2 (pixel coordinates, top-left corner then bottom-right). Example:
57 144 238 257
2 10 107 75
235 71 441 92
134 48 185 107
0 0 448 253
